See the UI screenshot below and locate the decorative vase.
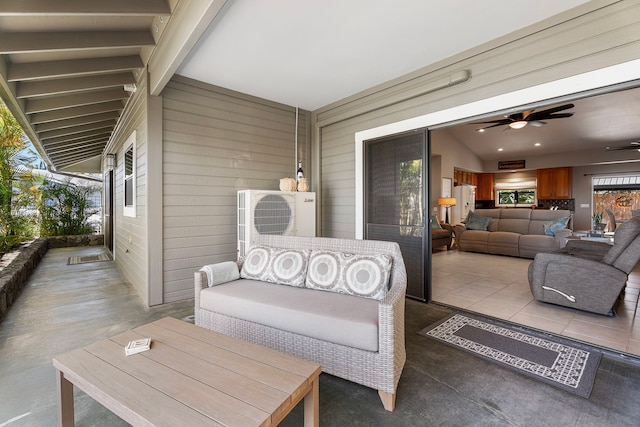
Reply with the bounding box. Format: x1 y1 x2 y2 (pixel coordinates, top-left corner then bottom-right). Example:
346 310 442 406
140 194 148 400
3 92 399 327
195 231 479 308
297 178 309 192
279 177 297 192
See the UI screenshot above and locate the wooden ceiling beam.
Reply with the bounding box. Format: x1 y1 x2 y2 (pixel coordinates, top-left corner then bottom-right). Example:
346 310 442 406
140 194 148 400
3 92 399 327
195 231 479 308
17 72 136 98
50 149 105 165
35 112 120 133
8 56 143 81
43 134 110 148
42 130 112 146
26 88 129 113
38 120 116 141
0 31 155 54
29 100 124 124
0 0 170 16
46 140 109 155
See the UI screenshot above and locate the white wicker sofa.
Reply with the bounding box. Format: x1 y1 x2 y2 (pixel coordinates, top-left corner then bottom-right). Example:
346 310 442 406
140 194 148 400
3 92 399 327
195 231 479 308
194 235 407 411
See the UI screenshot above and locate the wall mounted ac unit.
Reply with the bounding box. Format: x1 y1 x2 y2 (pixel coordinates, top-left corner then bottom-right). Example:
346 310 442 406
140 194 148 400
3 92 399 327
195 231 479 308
237 190 316 258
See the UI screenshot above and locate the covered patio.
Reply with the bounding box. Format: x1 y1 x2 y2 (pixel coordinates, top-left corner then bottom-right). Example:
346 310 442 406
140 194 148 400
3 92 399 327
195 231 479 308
1 246 640 425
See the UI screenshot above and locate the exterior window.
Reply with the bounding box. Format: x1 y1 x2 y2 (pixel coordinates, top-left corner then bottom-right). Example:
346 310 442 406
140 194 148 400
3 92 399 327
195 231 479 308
497 189 535 207
123 132 136 217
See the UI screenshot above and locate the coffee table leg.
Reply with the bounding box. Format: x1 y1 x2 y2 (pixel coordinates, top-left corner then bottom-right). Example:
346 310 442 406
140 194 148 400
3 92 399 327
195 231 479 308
57 370 74 427
303 376 319 427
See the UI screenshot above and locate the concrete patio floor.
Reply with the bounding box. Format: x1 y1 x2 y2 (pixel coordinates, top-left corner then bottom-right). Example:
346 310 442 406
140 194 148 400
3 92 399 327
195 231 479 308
1 245 640 426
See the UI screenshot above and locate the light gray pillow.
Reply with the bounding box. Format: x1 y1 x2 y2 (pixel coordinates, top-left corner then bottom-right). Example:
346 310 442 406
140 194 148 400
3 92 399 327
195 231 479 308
240 245 310 287
465 211 491 231
431 215 442 230
200 261 239 287
305 250 392 300
542 216 570 236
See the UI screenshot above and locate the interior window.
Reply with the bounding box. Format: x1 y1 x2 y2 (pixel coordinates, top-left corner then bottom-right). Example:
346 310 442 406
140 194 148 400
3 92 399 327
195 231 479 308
123 132 136 217
497 189 535 206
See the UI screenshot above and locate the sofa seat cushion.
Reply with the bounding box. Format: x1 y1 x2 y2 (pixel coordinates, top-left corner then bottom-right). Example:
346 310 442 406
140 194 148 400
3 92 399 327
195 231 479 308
458 230 489 253
487 232 520 256
200 279 380 352
519 235 560 259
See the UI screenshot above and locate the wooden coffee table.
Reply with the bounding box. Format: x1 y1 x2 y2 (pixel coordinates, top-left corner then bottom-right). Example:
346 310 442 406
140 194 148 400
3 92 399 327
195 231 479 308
53 317 321 426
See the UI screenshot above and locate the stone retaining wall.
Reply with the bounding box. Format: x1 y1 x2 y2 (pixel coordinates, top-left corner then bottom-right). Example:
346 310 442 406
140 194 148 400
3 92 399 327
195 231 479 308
0 238 48 321
0 235 105 321
47 234 104 248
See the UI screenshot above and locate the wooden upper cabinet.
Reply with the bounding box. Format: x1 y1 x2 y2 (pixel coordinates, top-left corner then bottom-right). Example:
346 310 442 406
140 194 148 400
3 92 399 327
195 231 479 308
537 167 572 199
476 173 494 200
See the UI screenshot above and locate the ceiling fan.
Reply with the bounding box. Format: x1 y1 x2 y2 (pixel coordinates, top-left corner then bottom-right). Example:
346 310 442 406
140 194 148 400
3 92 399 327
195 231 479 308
606 141 640 151
473 103 575 131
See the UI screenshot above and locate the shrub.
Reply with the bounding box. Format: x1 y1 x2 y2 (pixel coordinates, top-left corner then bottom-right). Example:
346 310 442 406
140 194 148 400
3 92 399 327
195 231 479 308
38 180 99 236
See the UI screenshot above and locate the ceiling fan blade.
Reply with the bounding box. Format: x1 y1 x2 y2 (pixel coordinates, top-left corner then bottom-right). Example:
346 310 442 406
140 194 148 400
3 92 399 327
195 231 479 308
606 145 640 151
476 122 509 130
526 104 574 121
472 118 512 126
527 111 573 121
528 120 546 127
537 103 575 115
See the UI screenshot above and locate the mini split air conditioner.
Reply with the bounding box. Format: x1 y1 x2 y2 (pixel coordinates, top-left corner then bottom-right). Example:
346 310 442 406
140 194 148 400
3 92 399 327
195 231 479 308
237 190 316 258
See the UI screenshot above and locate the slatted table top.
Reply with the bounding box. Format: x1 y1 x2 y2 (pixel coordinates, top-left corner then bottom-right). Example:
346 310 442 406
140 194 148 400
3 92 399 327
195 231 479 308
53 317 321 426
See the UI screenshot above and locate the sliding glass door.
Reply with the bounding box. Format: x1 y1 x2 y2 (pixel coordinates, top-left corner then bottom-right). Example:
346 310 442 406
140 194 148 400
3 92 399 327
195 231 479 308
364 130 430 300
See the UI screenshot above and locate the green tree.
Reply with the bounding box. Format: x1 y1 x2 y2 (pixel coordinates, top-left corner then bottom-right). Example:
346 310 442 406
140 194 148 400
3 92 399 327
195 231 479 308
38 179 98 236
0 100 39 254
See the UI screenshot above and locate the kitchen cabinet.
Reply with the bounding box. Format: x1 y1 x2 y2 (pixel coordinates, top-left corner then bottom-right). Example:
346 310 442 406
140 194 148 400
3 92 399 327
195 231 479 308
537 167 572 199
454 169 477 187
476 173 494 200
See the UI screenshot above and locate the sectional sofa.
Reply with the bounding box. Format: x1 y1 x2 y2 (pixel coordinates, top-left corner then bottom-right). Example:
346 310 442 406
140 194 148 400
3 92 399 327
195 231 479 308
454 208 573 258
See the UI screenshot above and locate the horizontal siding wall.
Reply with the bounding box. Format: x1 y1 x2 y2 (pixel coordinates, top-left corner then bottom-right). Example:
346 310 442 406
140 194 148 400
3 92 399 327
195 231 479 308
314 0 640 238
162 76 309 302
107 72 149 303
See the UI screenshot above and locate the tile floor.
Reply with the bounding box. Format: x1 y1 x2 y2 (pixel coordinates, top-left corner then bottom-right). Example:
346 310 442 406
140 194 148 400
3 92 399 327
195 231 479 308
431 250 640 357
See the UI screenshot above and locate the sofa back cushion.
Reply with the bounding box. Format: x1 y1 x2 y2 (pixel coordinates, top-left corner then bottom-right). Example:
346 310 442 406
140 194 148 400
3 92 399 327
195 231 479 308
240 246 310 287
252 235 406 294
305 250 392 300
529 209 573 235
497 209 531 234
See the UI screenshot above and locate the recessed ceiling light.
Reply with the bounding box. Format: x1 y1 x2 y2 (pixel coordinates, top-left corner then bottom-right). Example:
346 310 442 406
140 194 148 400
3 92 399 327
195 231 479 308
497 148 504 152
534 143 541 147
477 129 485 133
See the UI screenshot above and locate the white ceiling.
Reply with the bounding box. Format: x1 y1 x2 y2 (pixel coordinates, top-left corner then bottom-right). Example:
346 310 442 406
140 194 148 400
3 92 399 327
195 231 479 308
442 86 640 163
178 0 592 111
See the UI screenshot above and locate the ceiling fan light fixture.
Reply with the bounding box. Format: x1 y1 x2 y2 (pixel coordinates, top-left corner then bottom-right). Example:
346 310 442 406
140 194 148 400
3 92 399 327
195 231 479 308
509 121 528 129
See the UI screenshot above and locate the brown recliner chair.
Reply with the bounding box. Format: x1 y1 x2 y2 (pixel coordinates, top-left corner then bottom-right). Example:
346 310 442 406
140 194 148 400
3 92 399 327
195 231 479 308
431 220 453 250
528 216 640 316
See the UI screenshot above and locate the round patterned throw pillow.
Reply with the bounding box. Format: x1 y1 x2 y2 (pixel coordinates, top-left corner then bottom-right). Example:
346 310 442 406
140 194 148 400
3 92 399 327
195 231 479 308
271 249 310 287
306 252 340 290
240 246 271 279
306 251 392 300
343 257 387 297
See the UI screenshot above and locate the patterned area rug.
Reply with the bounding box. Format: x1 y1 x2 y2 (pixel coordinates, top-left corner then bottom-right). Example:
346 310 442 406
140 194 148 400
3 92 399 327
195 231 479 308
418 313 601 398
67 253 113 265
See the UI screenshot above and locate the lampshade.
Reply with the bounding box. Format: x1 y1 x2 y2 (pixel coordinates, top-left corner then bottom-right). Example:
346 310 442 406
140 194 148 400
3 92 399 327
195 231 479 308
438 197 456 207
